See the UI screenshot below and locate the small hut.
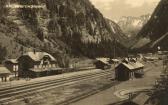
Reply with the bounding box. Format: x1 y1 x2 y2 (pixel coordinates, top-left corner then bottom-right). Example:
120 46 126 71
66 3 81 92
3 59 18 78
95 58 111 70
0 67 11 82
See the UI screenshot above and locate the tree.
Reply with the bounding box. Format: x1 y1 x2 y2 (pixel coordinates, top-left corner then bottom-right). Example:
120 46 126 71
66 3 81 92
37 28 44 41
0 45 7 63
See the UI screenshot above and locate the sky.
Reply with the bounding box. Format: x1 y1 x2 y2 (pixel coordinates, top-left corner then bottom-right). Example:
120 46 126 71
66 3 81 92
90 0 161 21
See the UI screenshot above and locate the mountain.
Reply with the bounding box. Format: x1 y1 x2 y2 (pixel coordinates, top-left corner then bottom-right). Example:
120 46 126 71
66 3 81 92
0 0 127 63
131 0 168 51
107 19 128 46
117 14 151 38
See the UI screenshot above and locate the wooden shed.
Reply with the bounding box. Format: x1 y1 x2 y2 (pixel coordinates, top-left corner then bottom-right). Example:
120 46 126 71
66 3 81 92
3 59 18 78
115 60 144 81
95 58 111 70
0 67 11 82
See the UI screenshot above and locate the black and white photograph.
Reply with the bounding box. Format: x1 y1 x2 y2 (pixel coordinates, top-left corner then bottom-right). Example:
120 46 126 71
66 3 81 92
0 0 167 105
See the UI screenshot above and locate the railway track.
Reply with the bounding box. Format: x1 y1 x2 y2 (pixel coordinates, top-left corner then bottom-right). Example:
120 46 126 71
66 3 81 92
0 70 112 92
0 70 114 104
58 80 120 105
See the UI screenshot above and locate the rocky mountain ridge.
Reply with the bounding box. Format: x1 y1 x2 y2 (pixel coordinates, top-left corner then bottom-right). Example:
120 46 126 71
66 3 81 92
0 0 127 64
132 0 168 51
117 14 151 38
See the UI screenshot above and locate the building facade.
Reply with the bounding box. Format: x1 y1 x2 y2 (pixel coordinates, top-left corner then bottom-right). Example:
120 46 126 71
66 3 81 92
18 51 61 78
115 59 144 81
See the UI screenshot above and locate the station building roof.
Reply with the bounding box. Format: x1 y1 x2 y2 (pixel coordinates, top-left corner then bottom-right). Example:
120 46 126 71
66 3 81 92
3 59 18 64
116 58 144 71
19 51 56 62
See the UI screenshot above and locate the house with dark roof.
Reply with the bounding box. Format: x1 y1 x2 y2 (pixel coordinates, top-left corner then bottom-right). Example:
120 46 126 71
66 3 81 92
115 58 144 81
95 58 111 70
17 51 61 78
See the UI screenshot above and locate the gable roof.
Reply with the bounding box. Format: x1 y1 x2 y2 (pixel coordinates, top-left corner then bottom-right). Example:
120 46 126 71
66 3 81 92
96 58 110 65
117 61 144 71
0 67 11 75
20 52 56 62
4 59 18 64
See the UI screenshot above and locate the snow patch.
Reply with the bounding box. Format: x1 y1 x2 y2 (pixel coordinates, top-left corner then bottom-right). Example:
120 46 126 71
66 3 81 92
111 26 116 34
132 20 141 27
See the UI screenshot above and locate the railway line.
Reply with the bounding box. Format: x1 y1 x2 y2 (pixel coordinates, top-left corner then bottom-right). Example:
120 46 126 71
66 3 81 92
0 69 114 104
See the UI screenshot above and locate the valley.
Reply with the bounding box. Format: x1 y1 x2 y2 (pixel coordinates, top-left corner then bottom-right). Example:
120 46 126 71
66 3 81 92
0 0 168 105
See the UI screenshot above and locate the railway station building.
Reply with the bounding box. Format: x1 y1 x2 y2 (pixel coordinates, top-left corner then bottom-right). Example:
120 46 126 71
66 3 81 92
17 51 61 78
115 58 144 81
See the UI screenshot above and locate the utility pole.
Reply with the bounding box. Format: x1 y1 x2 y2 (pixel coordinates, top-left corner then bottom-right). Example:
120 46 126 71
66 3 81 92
113 38 116 59
113 38 117 82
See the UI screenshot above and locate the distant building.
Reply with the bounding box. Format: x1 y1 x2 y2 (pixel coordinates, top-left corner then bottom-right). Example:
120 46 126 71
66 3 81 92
143 56 159 62
0 66 11 82
3 59 18 78
95 58 111 70
137 54 143 61
115 58 144 81
109 59 120 64
158 51 168 55
18 51 61 78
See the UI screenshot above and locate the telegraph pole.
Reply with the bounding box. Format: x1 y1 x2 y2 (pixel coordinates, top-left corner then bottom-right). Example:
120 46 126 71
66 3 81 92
113 38 116 59
113 38 117 91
